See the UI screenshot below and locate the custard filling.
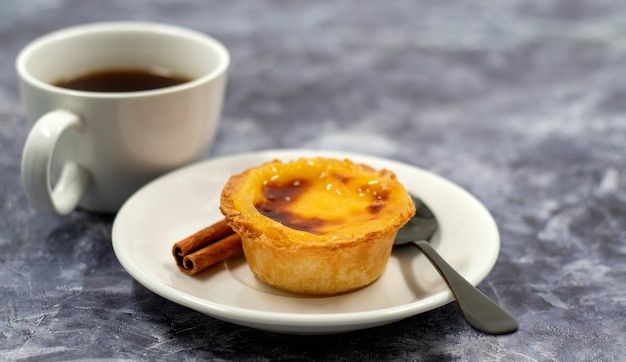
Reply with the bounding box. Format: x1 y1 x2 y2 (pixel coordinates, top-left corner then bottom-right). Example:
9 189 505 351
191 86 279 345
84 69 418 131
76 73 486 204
232 158 411 237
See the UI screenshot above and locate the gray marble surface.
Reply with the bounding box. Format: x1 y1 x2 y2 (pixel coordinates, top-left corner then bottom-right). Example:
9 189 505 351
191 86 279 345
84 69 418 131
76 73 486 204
2 0 626 360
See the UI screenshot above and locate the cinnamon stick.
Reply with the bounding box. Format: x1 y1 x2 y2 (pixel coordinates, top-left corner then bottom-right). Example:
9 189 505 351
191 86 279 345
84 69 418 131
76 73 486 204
172 219 242 275
179 233 242 274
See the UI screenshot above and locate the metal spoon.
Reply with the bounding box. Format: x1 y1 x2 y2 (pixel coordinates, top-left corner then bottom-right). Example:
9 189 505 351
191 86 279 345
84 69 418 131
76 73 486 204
395 196 518 335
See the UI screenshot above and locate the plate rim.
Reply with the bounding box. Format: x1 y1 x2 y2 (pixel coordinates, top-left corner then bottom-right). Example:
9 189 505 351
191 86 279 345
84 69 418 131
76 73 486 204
112 149 500 333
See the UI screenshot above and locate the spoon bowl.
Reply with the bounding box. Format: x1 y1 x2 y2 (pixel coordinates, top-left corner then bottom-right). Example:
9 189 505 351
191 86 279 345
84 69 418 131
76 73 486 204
395 195 518 335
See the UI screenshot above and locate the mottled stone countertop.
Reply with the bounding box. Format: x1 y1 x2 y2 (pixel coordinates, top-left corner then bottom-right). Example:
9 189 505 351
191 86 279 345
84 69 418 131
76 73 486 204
2 1 625 360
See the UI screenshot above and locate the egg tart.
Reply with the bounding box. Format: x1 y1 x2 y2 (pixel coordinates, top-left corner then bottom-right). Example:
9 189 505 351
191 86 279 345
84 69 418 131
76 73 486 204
220 157 415 295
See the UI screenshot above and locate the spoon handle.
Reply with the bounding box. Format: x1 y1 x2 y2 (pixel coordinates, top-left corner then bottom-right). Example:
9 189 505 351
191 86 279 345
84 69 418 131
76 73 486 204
413 240 518 335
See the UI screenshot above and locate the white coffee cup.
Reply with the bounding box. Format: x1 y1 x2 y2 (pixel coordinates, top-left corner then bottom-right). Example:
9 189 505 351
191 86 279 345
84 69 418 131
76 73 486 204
17 22 229 215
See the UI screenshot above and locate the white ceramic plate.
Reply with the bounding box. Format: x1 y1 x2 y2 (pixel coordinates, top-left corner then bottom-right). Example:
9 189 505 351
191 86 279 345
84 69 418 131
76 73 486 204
112 149 500 334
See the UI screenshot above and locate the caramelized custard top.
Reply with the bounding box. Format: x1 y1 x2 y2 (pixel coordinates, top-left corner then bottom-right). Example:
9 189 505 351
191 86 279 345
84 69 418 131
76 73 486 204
251 160 396 234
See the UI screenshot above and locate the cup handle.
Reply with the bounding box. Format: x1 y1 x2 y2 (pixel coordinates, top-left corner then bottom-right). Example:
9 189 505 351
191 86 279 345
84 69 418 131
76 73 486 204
21 109 91 215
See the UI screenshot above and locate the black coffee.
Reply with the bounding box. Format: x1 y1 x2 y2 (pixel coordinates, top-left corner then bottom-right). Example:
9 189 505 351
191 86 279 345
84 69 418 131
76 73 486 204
54 69 191 92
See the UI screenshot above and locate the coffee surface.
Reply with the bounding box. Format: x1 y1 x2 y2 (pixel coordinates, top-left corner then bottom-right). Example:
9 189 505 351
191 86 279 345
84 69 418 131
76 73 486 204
54 69 191 92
